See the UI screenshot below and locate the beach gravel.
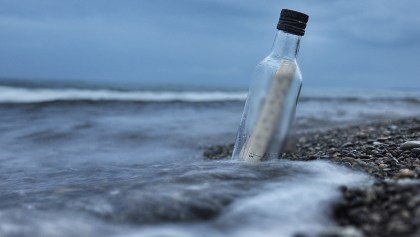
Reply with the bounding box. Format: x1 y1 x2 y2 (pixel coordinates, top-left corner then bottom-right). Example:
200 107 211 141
203 117 420 237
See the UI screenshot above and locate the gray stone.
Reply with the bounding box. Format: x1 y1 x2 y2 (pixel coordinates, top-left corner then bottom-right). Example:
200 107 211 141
388 125 398 130
378 136 391 142
341 142 353 149
400 141 420 150
397 169 416 178
379 163 388 169
412 148 420 155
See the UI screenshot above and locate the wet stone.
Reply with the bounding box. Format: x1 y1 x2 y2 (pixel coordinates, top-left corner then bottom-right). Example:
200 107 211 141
411 148 420 155
377 137 391 142
366 139 376 144
397 169 416 179
340 142 353 149
400 141 420 150
407 126 420 132
356 132 367 138
365 145 375 150
388 125 398 130
379 164 388 169
203 145 233 160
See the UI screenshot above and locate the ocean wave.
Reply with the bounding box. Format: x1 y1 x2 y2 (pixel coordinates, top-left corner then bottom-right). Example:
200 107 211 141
0 86 247 103
299 96 420 104
0 85 419 104
300 89 420 104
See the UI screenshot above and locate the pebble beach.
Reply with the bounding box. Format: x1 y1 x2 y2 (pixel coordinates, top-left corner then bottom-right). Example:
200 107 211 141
204 117 420 237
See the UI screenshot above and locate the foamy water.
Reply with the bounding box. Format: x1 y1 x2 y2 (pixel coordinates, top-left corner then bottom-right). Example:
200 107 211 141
1 85 419 104
0 161 369 237
0 86 247 103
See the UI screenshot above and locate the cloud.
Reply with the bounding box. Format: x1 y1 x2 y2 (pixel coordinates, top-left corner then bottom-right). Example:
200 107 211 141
0 0 419 89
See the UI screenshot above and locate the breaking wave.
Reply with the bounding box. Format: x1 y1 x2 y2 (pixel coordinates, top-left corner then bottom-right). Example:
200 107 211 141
0 86 247 103
0 85 419 104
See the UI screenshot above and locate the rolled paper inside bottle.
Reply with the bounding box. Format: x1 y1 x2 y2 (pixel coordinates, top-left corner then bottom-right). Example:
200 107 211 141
239 60 296 162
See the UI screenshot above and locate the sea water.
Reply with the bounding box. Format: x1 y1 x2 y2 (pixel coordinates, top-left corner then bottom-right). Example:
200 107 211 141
1 84 420 237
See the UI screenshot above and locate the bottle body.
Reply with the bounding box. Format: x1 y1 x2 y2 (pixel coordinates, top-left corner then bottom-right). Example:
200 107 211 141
232 32 303 161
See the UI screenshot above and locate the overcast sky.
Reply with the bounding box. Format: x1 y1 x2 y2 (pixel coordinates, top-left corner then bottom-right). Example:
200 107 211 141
0 0 419 90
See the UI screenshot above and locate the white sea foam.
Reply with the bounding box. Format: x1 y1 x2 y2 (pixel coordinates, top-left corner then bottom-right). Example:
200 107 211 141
1 86 419 103
0 86 247 103
0 161 370 237
118 161 370 237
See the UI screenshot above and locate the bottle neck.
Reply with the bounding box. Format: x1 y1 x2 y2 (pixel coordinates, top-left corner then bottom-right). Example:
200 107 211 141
269 30 301 60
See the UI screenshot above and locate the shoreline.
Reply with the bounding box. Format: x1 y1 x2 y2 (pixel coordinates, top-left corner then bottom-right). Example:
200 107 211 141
203 117 420 237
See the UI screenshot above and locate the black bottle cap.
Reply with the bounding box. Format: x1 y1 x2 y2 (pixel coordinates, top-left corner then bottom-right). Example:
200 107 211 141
277 9 309 36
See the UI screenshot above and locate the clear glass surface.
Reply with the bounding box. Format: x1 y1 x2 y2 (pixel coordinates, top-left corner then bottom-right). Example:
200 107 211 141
232 31 303 161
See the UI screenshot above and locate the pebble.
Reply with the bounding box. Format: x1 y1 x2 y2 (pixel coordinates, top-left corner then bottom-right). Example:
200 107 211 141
400 141 420 150
356 132 367 138
367 139 375 144
340 142 353 149
360 154 371 159
377 136 391 142
408 126 420 132
388 125 398 130
412 148 420 155
414 160 420 167
365 145 375 150
397 169 416 178
379 163 388 169
387 219 411 233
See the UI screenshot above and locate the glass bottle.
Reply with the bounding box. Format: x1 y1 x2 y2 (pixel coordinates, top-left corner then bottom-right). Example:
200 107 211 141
232 9 309 162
